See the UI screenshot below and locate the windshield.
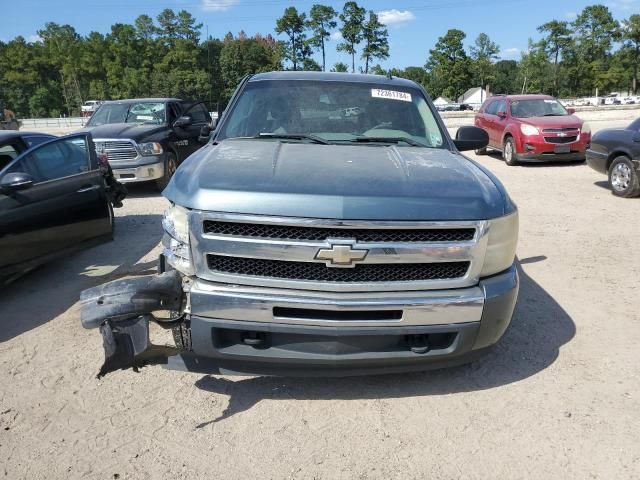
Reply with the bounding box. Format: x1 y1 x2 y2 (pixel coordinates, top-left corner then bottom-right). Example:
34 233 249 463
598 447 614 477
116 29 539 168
217 80 445 148
87 102 166 126
510 99 568 118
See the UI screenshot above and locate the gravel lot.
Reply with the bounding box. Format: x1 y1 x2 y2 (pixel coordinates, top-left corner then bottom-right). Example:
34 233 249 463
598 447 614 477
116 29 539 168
1 119 639 479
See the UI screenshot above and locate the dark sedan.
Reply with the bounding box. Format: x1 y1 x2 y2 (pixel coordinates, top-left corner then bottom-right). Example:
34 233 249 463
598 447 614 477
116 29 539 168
586 118 640 197
0 132 114 283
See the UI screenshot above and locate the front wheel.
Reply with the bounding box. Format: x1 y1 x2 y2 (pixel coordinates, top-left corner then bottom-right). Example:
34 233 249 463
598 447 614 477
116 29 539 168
156 152 177 191
503 137 518 166
608 156 640 198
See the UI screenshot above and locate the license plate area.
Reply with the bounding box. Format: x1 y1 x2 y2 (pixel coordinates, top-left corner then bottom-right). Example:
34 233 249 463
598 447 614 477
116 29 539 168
554 145 571 154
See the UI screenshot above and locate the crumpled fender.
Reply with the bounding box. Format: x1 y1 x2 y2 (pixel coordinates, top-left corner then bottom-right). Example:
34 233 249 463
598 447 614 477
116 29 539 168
97 315 180 378
80 270 183 329
79 271 185 378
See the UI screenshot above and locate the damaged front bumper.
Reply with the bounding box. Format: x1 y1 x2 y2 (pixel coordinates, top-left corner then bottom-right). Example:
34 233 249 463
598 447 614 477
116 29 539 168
80 270 185 378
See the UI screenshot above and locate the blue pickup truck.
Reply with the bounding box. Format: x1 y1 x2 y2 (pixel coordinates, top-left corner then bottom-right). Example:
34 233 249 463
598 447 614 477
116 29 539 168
81 72 519 377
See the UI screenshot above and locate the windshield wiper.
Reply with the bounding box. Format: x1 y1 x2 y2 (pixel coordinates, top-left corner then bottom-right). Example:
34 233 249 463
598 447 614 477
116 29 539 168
254 133 330 145
350 136 427 147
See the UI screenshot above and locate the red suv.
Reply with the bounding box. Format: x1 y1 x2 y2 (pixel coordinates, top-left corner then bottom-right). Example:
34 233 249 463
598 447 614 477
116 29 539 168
474 94 591 165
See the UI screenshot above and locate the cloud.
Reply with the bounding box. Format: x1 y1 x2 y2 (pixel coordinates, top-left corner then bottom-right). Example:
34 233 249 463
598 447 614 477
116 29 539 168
501 48 521 60
565 11 577 20
330 31 343 41
377 9 416 26
27 34 42 43
201 0 239 11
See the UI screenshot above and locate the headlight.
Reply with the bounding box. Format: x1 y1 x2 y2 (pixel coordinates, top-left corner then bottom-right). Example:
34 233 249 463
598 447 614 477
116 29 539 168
139 142 163 155
162 204 194 275
481 211 519 277
520 124 539 136
581 122 591 135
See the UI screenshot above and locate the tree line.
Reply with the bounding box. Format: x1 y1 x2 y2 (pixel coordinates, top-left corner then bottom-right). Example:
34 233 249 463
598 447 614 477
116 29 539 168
0 3 638 118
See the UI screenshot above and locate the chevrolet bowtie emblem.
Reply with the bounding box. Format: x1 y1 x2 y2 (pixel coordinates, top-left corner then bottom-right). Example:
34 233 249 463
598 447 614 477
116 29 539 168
315 243 368 267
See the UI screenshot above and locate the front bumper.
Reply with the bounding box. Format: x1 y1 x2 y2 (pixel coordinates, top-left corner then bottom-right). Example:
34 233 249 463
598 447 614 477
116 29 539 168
80 264 519 377
515 135 588 162
586 149 609 174
111 154 165 183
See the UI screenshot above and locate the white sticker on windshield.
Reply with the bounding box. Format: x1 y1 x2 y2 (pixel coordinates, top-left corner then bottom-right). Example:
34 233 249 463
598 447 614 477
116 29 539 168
137 115 154 120
371 89 412 102
543 100 557 104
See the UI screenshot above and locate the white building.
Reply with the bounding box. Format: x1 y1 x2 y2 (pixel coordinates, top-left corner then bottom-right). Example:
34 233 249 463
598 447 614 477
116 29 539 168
433 96 452 106
458 87 488 106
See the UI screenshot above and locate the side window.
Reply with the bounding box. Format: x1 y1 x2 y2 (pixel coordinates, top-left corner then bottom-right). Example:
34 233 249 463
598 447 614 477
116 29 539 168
23 135 53 148
187 104 209 124
0 144 19 171
167 103 181 124
485 101 498 115
494 100 506 115
6 136 90 183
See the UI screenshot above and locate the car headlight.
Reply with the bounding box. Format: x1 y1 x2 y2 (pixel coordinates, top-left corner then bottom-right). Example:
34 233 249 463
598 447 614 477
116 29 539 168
520 124 539 136
481 211 519 277
162 204 194 275
581 122 591 135
139 142 163 155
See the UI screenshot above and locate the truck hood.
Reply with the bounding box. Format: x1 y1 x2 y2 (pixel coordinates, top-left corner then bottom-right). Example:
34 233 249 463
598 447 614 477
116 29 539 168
163 139 508 221
77 123 166 141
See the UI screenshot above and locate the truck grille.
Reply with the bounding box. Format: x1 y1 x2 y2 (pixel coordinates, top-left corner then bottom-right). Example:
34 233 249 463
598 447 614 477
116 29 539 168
94 140 138 162
207 255 470 283
203 221 475 243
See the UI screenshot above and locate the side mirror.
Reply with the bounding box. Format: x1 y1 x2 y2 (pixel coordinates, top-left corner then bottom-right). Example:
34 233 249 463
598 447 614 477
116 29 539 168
567 107 576 114
0 172 34 193
497 111 507 118
198 124 212 143
453 126 489 152
173 115 192 128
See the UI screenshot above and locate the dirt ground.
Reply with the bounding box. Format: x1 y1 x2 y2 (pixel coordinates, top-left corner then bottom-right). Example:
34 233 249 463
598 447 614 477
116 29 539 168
1 121 639 479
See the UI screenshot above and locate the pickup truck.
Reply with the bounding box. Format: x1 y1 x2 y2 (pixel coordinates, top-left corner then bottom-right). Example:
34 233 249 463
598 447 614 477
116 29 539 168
79 98 211 189
81 72 519 377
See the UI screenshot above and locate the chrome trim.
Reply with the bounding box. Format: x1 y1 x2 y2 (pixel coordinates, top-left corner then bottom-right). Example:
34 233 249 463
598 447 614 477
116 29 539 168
94 137 140 163
189 279 485 327
189 211 489 292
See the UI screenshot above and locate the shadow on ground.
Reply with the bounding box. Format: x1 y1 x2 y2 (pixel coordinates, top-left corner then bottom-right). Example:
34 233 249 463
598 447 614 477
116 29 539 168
0 213 162 342
483 151 585 168
123 183 163 199
194 259 575 424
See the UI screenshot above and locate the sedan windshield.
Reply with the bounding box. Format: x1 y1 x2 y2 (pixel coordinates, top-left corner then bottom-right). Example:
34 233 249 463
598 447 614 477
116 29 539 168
510 99 568 118
217 80 445 148
87 102 166 126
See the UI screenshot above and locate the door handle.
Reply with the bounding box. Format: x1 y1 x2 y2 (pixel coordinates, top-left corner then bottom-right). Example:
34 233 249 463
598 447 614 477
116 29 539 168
77 184 101 193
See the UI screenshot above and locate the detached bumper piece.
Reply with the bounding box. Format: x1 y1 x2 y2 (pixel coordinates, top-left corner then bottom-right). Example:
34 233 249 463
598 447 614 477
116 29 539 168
80 271 183 377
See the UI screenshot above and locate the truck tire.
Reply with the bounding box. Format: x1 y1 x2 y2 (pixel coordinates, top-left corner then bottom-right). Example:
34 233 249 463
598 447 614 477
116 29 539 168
156 152 177 191
172 323 192 351
608 156 640 198
503 137 518 166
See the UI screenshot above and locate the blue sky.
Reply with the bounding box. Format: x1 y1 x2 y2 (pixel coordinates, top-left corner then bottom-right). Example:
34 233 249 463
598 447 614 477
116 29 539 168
2 0 639 69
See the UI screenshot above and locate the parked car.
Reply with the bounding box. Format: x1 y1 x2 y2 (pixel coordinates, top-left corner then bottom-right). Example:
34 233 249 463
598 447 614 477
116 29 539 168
80 71 519 378
0 133 114 283
586 117 640 198
81 100 104 118
78 98 212 190
474 94 591 165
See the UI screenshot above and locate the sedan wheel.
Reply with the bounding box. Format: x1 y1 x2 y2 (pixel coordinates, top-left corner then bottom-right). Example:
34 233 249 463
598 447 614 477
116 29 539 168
608 156 640 198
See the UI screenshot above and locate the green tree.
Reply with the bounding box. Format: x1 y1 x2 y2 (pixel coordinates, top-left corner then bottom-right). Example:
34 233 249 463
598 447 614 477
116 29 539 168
361 11 389 74
275 7 307 71
492 60 520 94
331 61 349 72
337 1 366 73
425 29 472 100
621 14 640 94
307 4 337 72
134 14 158 40
469 33 499 102
537 20 571 95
